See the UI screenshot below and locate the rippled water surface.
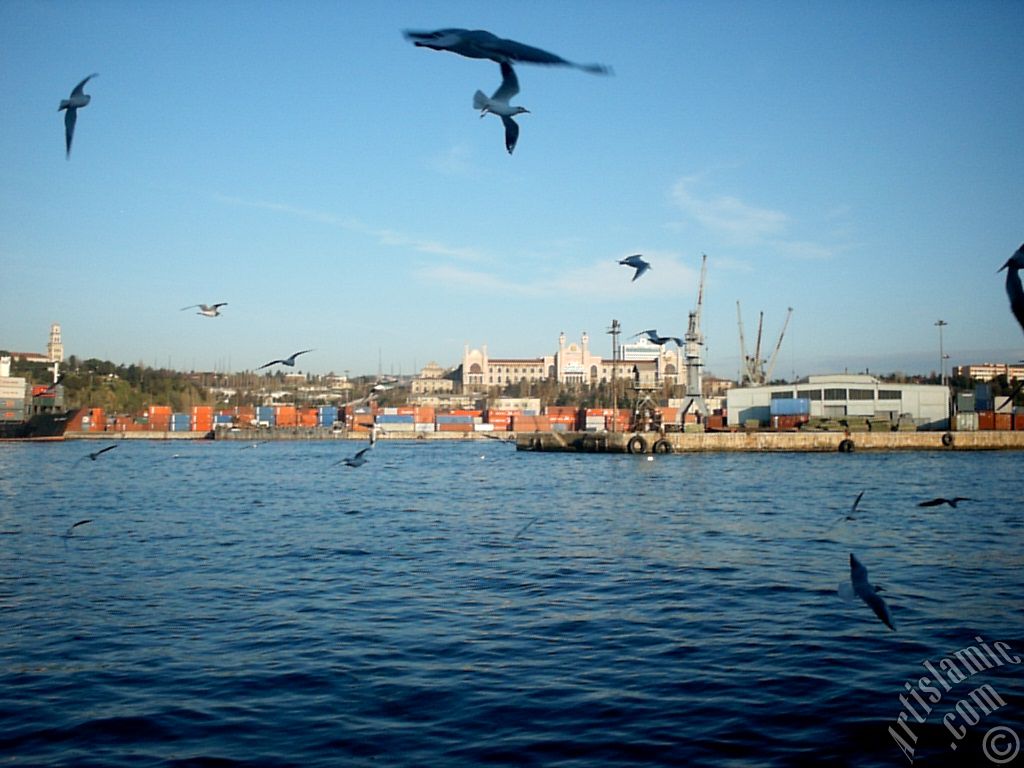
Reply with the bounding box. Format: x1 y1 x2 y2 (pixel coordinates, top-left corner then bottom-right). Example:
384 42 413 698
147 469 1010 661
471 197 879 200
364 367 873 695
1 440 1022 767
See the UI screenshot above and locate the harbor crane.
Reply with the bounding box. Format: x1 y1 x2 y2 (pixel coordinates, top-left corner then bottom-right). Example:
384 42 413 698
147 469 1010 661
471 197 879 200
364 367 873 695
737 303 793 385
678 253 709 418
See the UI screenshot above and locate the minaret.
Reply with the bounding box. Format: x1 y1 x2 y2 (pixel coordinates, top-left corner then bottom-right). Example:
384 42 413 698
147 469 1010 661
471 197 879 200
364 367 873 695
47 323 64 362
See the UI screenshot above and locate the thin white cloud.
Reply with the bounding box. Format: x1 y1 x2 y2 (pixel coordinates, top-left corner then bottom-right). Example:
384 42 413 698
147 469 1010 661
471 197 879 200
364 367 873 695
672 178 788 242
416 252 699 299
669 176 839 259
213 194 487 262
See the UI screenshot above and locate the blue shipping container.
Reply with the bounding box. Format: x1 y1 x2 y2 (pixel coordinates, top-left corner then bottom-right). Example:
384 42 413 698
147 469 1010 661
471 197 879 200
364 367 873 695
376 414 415 424
770 398 811 416
215 414 234 424
318 406 338 426
436 415 475 424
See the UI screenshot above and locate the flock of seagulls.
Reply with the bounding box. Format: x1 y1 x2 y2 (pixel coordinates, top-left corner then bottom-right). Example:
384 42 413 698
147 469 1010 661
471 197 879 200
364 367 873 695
54 31 1019 641
404 27 609 154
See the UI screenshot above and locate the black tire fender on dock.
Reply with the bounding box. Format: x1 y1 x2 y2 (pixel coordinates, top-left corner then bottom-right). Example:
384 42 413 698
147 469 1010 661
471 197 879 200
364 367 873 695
653 438 673 454
941 431 954 447
838 438 855 453
627 434 648 454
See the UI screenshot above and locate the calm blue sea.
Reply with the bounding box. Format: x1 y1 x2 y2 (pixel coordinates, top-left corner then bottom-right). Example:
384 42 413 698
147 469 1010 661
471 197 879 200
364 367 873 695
1 440 1022 767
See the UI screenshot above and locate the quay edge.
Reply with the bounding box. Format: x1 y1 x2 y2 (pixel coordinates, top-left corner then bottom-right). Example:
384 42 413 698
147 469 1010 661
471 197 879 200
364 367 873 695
515 430 1024 453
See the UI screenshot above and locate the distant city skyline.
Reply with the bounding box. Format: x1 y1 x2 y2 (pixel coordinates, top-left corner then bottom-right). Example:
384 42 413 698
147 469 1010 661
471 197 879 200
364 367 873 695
2 3 1021 379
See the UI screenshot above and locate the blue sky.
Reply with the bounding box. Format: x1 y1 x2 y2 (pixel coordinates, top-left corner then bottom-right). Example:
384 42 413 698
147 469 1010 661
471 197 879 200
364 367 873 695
2 0 1021 379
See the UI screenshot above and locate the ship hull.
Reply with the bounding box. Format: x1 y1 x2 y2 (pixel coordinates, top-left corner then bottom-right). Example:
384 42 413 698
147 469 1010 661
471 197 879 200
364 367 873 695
0 410 79 441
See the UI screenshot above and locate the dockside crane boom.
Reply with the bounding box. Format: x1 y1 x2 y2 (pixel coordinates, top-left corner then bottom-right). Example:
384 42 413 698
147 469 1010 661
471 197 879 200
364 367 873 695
763 307 793 384
736 301 750 384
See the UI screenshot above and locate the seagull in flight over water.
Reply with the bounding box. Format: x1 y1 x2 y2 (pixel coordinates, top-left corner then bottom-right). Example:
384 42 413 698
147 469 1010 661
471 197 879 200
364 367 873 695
338 447 371 468
999 243 1024 338
634 329 683 347
844 553 896 631
76 444 117 464
827 490 866 529
474 62 529 154
404 28 612 75
180 302 227 317
619 255 651 282
258 350 313 369
918 496 972 508
59 73 97 158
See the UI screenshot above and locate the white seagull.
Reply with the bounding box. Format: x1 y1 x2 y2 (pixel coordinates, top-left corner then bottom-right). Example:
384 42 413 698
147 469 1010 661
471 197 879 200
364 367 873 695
180 302 228 317
404 28 611 75
59 73 98 158
257 350 313 370
474 62 529 154
999 243 1024 338
845 553 896 631
634 329 683 347
619 254 651 282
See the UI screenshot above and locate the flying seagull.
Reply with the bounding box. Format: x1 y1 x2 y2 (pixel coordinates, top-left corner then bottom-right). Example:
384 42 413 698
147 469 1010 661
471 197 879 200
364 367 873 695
999 243 1024 338
828 490 866 529
404 28 611 75
845 553 896 631
180 302 227 317
338 446 371 468
634 329 683 347
918 497 972 508
65 519 93 536
59 73 98 158
474 62 529 154
77 444 117 464
619 254 651 282
257 350 313 369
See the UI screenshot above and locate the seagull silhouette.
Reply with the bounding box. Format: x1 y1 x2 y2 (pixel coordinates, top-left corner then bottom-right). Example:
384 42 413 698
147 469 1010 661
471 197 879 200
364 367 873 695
75 444 116 465
65 519 93 536
634 329 683 347
474 62 529 154
828 490 866 529
917 497 972 508
404 28 611 75
619 254 651 282
59 73 98 158
180 302 227 317
257 350 313 369
338 446 371 468
999 243 1024 338
845 553 896 631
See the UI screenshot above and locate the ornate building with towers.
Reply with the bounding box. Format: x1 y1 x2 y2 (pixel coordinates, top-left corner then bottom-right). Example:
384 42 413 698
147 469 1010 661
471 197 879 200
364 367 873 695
461 331 682 391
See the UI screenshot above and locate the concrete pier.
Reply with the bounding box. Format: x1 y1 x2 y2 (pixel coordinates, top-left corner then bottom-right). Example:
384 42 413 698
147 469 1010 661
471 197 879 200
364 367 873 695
515 430 1024 453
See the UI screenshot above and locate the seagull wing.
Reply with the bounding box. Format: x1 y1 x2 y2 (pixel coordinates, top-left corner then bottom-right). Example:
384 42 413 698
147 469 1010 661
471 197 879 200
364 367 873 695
620 254 644 268
353 447 371 460
258 359 284 369
851 490 865 514
632 260 651 281
493 61 520 101
96 444 118 457
850 553 895 630
179 304 200 311
70 73 97 97
478 35 574 67
64 107 77 156
669 337 684 347
500 115 520 154
213 303 228 310
917 498 944 507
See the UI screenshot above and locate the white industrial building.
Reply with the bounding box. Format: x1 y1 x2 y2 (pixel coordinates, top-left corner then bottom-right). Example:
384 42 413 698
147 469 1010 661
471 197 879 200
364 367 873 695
726 374 950 430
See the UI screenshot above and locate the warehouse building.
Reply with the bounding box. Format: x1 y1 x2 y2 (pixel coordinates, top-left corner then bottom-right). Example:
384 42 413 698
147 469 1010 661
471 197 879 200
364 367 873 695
726 374 950 430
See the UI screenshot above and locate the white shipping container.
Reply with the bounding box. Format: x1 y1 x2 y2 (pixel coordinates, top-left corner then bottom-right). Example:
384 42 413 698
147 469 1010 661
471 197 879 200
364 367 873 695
414 423 436 432
474 423 495 432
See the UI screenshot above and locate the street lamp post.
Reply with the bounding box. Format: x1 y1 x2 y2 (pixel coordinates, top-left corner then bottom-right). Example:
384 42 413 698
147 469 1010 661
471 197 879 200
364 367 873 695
934 320 948 385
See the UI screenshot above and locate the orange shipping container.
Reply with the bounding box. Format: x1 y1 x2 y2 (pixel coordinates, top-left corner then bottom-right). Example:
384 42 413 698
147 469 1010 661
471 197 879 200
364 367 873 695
978 411 995 430
438 422 474 432
995 413 1012 431
414 406 435 423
